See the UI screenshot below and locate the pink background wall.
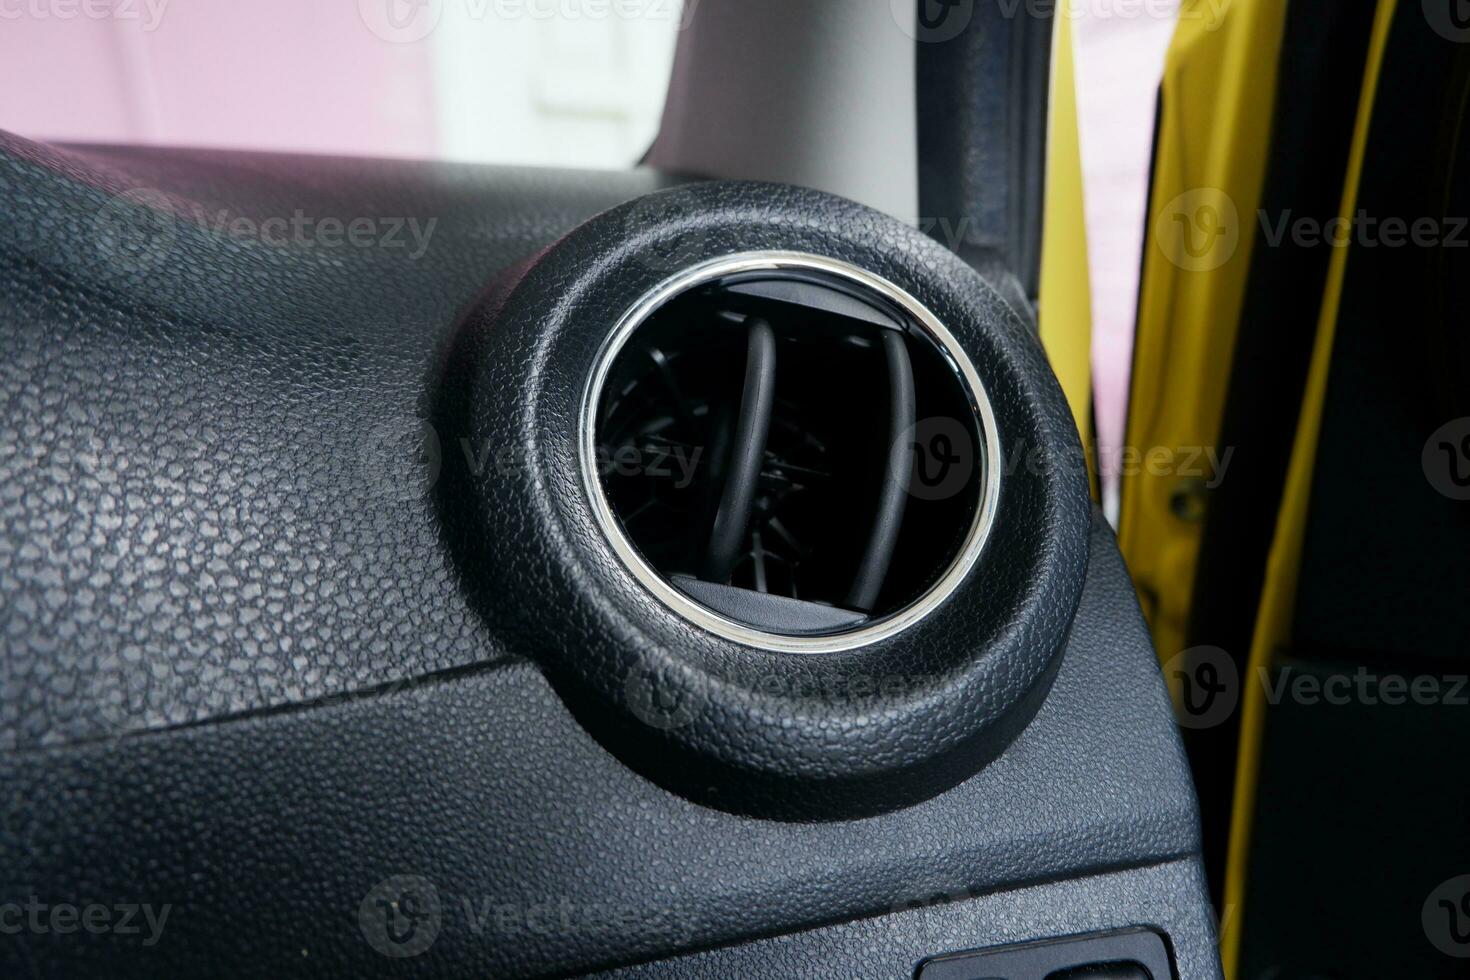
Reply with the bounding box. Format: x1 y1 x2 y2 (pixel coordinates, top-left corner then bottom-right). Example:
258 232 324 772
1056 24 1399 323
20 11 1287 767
1074 3 1179 517
0 0 438 157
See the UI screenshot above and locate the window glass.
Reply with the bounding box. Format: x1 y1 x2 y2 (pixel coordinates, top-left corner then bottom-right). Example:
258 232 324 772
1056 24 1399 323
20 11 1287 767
0 0 685 168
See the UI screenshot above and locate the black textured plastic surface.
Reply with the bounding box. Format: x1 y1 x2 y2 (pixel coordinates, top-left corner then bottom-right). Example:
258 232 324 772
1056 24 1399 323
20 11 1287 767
601 861 1218 979
917 0 1052 298
1 514 1212 978
0 131 673 751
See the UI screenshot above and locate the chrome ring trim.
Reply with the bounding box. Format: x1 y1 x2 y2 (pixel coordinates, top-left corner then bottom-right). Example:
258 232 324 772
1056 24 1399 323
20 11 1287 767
579 251 1002 653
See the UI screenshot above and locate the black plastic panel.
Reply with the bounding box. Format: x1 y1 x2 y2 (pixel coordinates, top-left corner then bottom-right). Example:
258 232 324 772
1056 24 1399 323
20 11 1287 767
0 514 1215 978
918 928 1171 980
0 132 1216 978
602 862 1213 979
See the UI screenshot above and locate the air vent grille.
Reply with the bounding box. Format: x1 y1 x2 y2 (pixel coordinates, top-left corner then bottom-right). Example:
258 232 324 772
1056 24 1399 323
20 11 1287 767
590 259 989 641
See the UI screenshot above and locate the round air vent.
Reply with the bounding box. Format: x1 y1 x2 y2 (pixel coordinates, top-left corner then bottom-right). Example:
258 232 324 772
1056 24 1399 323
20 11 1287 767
467 183 1090 816
582 252 1000 651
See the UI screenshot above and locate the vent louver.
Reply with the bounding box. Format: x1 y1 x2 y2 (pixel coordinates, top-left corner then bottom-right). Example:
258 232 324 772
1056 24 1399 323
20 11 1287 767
589 256 992 645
